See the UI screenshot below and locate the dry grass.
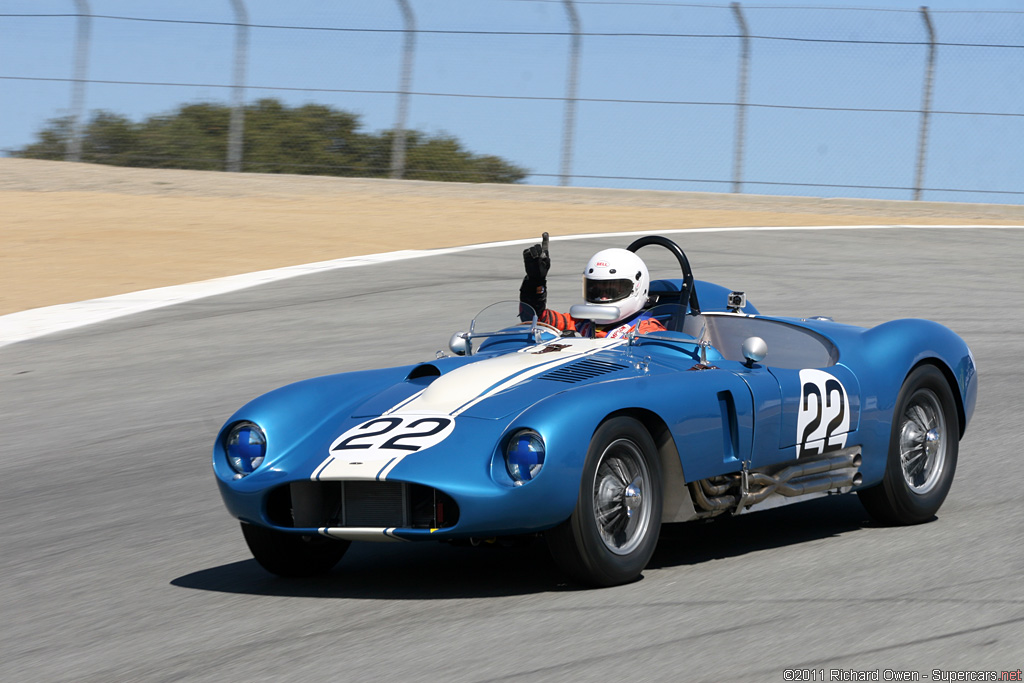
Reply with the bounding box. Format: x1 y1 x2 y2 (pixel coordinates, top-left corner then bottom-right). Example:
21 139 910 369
2 158 1021 315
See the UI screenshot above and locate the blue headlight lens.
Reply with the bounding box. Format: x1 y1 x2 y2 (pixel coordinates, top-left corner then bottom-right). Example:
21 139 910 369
505 430 545 484
226 422 266 475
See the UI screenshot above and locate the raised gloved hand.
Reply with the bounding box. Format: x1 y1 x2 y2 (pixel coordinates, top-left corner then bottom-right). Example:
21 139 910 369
519 232 550 316
523 232 550 283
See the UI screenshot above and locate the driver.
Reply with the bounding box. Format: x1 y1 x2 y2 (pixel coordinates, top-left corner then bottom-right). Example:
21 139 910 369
519 234 665 339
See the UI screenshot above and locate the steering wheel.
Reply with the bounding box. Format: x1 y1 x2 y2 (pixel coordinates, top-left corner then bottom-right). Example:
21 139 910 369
626 235 701 317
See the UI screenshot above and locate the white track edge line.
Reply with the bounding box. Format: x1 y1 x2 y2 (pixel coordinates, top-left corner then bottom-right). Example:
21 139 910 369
2 224 1021 348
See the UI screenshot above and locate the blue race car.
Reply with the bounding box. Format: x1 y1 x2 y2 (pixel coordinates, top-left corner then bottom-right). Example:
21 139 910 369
213 236 977 587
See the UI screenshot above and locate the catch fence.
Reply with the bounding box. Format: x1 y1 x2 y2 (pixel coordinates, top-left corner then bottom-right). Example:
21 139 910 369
2 1 1022 202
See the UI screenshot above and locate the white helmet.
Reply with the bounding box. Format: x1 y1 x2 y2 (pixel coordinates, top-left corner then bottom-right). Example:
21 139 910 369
582 248 650 323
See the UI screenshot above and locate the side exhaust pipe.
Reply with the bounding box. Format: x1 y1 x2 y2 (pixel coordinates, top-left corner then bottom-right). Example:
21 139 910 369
741 449 862 508
690 477 737 511
690 447 862 514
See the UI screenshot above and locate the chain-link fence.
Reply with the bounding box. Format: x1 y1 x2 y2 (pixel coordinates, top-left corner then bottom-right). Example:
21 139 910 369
2 1 1022 202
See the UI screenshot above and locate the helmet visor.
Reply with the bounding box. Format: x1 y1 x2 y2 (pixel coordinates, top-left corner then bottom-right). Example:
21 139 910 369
584 277 634 304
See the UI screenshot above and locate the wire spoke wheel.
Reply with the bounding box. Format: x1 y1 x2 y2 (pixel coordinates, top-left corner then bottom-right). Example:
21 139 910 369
898 389 946 494
545 416 663 586
858 365 959 526
593 439 652 555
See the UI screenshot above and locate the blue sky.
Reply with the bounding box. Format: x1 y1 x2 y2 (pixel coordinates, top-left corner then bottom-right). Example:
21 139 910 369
1 0 1022 203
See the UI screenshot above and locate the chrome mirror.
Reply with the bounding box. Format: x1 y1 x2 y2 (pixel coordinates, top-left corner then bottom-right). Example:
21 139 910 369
449 332 470 356
742 336 767 368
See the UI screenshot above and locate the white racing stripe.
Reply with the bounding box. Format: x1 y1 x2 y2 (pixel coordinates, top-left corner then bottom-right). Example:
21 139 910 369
312 337 625 481
3 225 1021 348
382 388 426 415
450 339 625 416
399 337 624 417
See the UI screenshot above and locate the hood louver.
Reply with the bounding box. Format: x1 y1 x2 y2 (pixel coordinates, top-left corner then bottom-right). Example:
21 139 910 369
540 358 630 384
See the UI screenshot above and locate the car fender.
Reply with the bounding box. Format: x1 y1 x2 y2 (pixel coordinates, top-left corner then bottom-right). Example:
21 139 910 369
508 369 748 520
835 318 977 486
212 365 422 484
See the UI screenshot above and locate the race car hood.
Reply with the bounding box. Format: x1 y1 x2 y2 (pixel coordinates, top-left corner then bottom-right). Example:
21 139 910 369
298 337 644 482
351 336 636 420
218 338 646 484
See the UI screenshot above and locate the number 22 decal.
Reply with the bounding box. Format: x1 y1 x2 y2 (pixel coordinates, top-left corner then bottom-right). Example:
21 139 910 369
329 415 455 455
796 369 850 457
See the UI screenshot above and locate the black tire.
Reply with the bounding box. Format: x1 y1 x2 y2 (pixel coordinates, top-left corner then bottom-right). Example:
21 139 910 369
545 416 663 587
241 523 350 577
858 365 959 525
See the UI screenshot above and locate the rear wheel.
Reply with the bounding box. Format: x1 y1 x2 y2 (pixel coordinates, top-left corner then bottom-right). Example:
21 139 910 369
241 523 350 577
546 416 662 587
858 365 959 525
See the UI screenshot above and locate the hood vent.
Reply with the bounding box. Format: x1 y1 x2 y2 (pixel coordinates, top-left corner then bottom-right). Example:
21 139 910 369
407 364 441 381
541 358 630 384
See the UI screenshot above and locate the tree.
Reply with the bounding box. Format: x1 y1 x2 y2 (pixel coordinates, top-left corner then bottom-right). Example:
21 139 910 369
15 98 528 183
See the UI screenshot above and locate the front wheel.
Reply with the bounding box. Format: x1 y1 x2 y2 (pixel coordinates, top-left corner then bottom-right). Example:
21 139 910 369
858 365 959 525
545 416 662 587
241 523 350 577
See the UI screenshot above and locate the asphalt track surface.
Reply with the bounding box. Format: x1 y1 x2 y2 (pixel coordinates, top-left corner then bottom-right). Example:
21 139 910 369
2 227 1022 682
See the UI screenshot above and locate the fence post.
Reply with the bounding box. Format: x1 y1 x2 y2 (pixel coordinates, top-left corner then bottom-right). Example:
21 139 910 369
65 0 91 163
731 2 750 194
227 0 249 173
390 0 416 179
914 6 936 201
560 0 581 187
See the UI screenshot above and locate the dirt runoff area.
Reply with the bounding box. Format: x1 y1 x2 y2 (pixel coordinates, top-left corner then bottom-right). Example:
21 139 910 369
2 157 1023 316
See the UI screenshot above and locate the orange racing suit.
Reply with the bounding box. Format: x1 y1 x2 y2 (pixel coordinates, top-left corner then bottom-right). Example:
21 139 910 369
539 309 665 339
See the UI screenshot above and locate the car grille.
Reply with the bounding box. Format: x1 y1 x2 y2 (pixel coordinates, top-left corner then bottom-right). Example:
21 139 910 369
540 358 629 383
266 481 459 529
344 481 406 527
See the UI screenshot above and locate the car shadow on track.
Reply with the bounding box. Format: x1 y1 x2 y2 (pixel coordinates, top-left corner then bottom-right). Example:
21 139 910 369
171 539 566 599
649 495 873 569
171 496 875 599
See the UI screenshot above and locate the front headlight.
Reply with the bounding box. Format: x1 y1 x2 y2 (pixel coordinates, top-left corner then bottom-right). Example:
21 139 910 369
225 422 266 476
505 429 545 485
